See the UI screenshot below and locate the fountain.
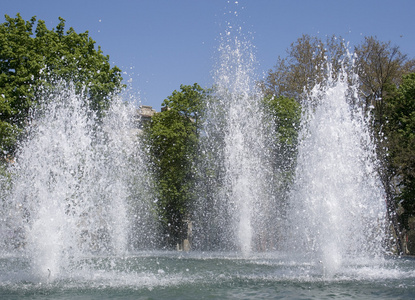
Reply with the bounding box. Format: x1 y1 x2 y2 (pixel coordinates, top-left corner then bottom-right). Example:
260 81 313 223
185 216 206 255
192 18 276 254
1 8 415 300
287 69 388 275
0 83 156 281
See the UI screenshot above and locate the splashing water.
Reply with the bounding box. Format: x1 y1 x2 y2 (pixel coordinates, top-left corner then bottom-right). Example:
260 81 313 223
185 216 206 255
288 70 388 275
193 21 275 255
0 7 403 295
0 83 155 281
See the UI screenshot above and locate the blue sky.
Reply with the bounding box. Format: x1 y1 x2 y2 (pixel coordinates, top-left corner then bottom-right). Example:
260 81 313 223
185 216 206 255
2 0 415 110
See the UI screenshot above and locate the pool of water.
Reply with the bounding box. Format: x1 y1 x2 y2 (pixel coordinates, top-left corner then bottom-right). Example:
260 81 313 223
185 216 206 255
1 252 414 299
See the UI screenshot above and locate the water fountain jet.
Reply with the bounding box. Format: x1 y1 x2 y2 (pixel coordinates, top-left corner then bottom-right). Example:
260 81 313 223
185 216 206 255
288 68 388 273
0 83 155 280
0 8 412 297
192 21 277 255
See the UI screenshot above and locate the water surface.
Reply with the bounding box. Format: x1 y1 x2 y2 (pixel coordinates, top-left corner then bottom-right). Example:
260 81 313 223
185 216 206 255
1 252 413 299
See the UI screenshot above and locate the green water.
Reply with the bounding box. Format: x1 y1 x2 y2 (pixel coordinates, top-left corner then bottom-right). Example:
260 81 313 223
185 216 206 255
1 252 414 299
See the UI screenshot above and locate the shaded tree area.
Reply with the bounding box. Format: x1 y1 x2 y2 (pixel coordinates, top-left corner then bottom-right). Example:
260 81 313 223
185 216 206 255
389 74 415 216
262 95 301 197
383 73 415 253
0 14 124 161
144 84 207 249
354 37 415 254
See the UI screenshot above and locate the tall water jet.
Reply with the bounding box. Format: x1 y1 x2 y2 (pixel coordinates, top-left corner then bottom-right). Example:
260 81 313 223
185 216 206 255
0 83 155 280
193 15 274 254
288 68 388 274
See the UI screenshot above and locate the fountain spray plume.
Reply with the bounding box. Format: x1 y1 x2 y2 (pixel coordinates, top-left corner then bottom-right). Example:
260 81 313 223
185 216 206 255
193 9 274 255
1 81 154 281
288 60 388 275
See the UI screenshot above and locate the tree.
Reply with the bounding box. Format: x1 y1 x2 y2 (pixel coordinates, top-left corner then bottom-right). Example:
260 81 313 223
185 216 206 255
145 84 206 248
162 83 206 123
263 95 301 179
354 36 415 123
261 34 348 100
354 37 415 253
385 73 415 231
0 14 124 160
263 95 301 147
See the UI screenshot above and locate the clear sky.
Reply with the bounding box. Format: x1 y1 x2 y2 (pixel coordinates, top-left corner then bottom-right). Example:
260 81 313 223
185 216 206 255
2 0 415 110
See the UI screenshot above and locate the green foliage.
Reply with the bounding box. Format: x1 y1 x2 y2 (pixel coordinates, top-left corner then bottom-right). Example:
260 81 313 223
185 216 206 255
263 95 301 193
352 37 415 252
0 14 124 159
263 95 301 147
385 73 415 228
162 83 206 122
146 84 206 248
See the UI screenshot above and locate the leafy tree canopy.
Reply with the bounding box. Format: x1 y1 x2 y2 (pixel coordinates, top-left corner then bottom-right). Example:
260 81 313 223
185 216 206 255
162 83 207 123
385 73 415 228
353 38 414 247
263 95 301 146
146 83 206 248
261 34 348 100
354 36 415 106
0 14 124 159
